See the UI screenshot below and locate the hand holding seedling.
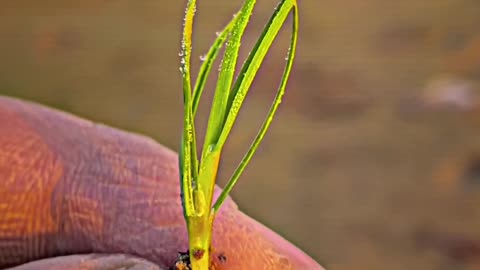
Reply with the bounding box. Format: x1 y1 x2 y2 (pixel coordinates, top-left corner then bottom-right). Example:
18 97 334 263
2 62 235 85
0 0 324 269
179 0 299 269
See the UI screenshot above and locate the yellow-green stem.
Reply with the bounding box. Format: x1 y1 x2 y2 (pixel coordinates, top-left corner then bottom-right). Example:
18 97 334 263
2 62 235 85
187 150 220 269
187 214 214 270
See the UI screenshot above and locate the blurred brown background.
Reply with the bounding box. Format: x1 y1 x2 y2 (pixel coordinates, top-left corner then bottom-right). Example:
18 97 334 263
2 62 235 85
2 1 480 269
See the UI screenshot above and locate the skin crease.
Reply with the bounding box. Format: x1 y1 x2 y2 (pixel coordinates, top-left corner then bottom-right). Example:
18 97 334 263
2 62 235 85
0 96 324 270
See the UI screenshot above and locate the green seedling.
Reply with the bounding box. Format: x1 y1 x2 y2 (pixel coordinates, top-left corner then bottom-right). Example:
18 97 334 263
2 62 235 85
178 0 298 269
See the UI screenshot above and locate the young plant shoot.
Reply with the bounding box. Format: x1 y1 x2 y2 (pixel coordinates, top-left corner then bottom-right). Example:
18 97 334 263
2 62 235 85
179 0 298 269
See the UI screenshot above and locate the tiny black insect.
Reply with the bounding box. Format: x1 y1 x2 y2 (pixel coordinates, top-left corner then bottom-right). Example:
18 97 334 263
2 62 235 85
218 253 227 263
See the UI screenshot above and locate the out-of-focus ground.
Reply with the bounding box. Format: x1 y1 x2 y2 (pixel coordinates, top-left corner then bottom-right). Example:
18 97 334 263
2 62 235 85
2 1 480 269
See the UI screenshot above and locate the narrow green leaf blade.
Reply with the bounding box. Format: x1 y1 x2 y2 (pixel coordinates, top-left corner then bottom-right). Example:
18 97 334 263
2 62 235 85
201 0 256 155
213 0 299 212
180 0 198 218
196 0 258 217
192 17 238 116
216 0 295 148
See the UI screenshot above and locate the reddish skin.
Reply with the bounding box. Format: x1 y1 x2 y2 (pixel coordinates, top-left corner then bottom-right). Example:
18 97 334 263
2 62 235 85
8 254 161 270
0 96 324 270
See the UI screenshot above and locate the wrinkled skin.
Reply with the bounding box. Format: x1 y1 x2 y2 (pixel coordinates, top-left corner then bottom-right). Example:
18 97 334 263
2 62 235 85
8 254 160 270
0 96 323 270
